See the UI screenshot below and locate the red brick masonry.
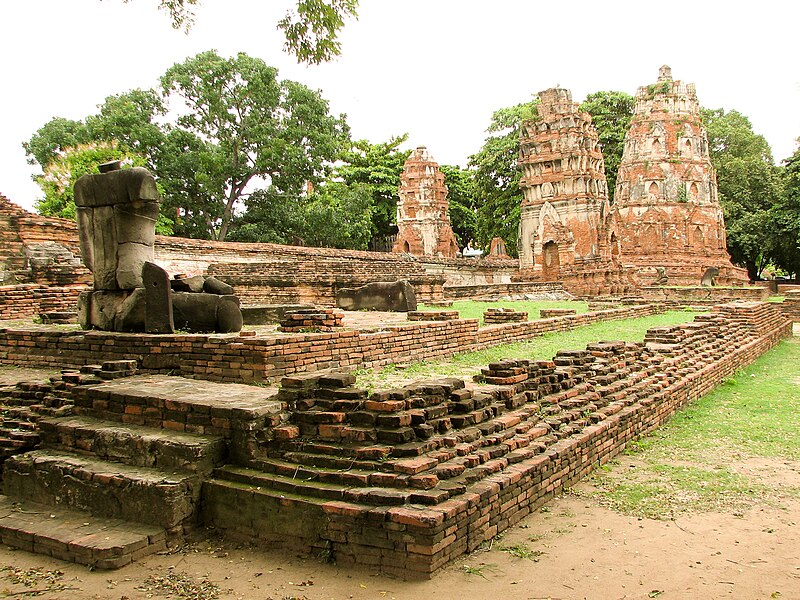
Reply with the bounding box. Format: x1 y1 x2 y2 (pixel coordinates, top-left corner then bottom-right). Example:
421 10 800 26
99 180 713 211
0 304 662 383
199 302 790 577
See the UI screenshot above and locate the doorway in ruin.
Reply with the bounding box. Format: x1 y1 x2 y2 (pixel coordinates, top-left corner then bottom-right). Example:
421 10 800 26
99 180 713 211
541 240 560 280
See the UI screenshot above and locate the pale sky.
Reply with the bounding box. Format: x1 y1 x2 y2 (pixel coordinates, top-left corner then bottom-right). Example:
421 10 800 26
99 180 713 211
1 0 798 212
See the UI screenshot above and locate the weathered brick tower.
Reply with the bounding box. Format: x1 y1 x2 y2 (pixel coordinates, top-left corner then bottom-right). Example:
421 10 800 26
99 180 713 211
516 88 628 294
392 146 460 258
614 66 748 285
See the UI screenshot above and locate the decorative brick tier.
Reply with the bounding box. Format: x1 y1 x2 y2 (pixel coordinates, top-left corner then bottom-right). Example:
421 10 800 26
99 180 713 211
407 311 460 322
200 302 791 577
444 281 567 301
0 304 663 384
638 285 769 303
278 309 344 333
483 308 528 324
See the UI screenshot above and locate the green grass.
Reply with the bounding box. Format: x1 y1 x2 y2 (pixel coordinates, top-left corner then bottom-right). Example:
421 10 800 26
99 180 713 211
580 336 800 518
355 310 699 390
417 299 590 324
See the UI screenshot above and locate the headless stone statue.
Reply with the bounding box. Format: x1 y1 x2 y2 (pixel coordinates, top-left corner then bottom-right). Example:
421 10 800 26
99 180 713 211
75 162 242 333
652 266 669 286
701 267 720 287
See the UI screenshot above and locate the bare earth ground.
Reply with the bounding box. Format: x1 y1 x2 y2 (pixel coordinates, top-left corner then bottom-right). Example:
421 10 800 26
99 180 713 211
0 327 797 599
0 485 798 600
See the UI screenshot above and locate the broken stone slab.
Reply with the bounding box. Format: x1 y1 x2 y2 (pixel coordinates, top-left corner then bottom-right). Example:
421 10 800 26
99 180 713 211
203 276 234 296
143 262 174 334
336 280 417 312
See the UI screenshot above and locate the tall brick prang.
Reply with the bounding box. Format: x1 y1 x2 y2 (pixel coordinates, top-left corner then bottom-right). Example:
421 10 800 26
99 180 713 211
515 89 630 295
392 147 460 258
614 66 748 285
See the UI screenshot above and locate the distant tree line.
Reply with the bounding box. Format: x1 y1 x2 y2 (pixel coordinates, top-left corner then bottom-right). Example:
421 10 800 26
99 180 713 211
25 50 800 277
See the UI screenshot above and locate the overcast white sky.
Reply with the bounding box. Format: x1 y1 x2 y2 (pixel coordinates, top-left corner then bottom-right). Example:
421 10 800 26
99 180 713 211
1 0 798 212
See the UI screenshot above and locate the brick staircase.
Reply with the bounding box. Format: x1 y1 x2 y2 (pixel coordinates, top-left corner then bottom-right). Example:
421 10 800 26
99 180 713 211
0 368 281 569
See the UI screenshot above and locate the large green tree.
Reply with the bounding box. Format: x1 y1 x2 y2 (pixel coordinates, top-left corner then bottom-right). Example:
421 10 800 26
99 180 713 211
468 100 539 256
440 164 478 246
579 91 634 201
160 51 349 240
774 144 800 277
703 108 785 279
25 51 349 242
335 135 411 239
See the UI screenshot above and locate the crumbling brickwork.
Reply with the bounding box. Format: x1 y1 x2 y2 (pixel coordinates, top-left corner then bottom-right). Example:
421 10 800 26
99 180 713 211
0 194 90 287
515 89 633 296
0 304 661 383
200 302 790 577
614 67 749 286
392 147 460 258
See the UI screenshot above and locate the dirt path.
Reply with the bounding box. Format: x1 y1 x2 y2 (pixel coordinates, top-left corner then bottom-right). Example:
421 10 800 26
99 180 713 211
0 473 797 600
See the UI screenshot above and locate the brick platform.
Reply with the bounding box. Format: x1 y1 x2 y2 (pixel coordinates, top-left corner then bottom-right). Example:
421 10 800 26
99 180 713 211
199 302 791 577
0 304 665 384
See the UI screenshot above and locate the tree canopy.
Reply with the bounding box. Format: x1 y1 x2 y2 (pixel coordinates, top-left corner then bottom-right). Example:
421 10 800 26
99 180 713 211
703 108 785 278
468 99 539 256
579 91 634 201
122 0 359 64
25 50 349 242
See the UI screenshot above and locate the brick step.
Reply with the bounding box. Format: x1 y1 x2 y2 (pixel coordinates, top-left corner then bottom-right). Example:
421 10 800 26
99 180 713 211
252 457 385 488
39 415 227 474
214 465 352 501
70 374 282 437
3 450 201 530
0 495 167 569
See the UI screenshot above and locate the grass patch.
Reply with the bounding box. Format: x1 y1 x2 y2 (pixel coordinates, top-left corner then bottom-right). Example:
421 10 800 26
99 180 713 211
418 299 590 324
355 310 698 390
498 542 545 561
580 337 800 518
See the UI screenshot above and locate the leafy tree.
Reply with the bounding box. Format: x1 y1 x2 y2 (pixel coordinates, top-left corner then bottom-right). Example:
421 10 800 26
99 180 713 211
34 142 139 220
579 91 634 201
335 135 411 239
774 144 800 277
278 0 360 65
440 164 478 246
121 0 359 64
23 118 90 169
160 51 349 240
703 108 785 279
26 51 349 242
469 100 539 256
298 182 373 249
229 182 372 250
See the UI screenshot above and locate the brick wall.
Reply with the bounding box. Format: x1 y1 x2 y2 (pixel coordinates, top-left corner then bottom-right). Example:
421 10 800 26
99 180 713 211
0 304 664 383
0 285 85 320
638 285 769 303
444 281 566 300
200 302 791 577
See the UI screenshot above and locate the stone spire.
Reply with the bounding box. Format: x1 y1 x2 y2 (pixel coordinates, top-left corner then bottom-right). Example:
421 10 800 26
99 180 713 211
613 67 748 285
517 88 616 278
392 146 460 258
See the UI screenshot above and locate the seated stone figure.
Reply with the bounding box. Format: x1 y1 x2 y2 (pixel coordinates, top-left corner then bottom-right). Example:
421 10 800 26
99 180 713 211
652 266 669 286
75 162 242 333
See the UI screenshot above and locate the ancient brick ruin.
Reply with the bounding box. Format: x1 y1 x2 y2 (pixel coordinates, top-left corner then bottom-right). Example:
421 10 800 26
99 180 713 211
614 66 748 286
515 88 631 296
0 302 789 574
392 147 460 258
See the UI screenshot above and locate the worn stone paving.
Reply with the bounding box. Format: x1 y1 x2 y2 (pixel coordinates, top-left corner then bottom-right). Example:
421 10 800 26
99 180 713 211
87 374 281 411
0 495 166 569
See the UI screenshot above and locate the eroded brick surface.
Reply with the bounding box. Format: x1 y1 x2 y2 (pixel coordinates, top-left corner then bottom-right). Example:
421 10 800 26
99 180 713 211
615 66 749 286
